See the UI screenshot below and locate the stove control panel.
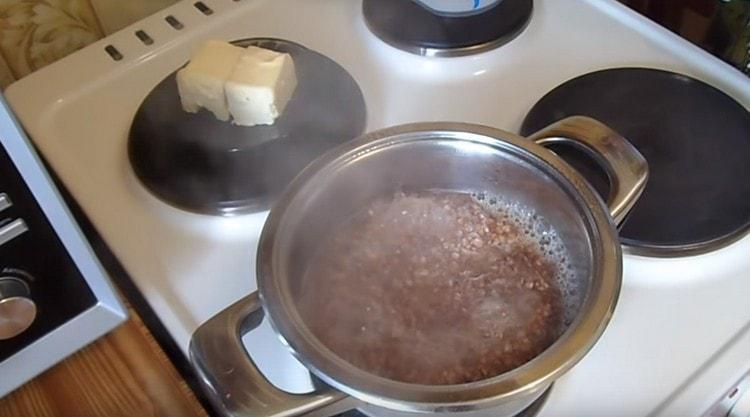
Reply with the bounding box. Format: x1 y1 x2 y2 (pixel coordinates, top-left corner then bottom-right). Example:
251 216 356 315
0 141 97 358
0 95 125 397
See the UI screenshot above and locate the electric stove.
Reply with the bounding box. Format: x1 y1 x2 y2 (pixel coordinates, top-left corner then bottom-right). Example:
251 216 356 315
4 0 750 415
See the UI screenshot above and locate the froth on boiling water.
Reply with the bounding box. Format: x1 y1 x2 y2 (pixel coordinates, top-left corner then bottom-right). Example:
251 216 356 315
298 190 581 384
471 191 581 326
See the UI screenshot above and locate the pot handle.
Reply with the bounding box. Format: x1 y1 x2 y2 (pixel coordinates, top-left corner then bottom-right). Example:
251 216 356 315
527 116 648 225
189 292 357 417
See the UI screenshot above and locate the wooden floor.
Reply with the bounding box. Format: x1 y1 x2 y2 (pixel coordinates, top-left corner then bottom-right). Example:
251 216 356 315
0 306 209 417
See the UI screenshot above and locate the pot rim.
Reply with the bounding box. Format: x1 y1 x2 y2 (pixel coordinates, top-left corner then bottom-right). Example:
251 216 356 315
257 122 622 412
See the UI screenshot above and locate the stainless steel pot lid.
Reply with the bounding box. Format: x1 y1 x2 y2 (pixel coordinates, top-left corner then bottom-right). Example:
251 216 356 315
521 68 750 256
128 38 366 216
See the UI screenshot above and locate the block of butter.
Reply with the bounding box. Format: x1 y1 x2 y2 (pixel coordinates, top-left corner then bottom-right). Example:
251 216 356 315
225 46 297 126
176 40 244 121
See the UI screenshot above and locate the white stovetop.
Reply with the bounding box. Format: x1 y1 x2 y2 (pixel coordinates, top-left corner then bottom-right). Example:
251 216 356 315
5 0 750 415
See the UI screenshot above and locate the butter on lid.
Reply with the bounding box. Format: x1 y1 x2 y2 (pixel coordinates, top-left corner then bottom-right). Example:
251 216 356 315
176 40 244 121
226 46 298 126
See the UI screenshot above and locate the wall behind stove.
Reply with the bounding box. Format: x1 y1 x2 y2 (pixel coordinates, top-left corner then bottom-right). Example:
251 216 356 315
622 0 750 75
0 0 178 89
0 0 748 90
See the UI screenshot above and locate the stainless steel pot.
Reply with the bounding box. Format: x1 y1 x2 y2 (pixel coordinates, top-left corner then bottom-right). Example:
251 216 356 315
190 116 648 417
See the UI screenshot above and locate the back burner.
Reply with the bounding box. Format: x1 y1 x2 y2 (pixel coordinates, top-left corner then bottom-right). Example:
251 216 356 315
522 68 750 256
362 0 533 57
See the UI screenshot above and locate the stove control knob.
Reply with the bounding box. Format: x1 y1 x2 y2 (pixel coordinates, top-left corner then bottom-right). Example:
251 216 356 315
729 388 750 417
0 277 37 340
0 193 11 212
